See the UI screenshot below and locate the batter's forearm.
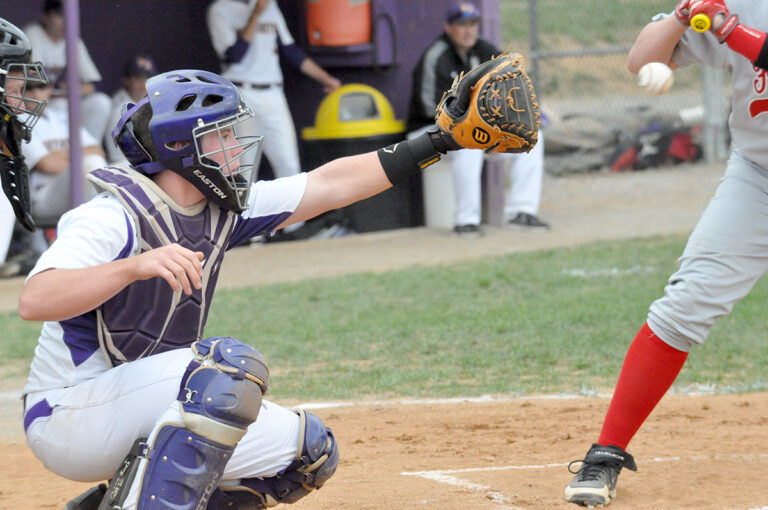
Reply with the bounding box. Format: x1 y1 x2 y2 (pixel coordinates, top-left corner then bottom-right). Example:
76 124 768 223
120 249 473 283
628 16 686 73
723 24 768 68
19 260 138 322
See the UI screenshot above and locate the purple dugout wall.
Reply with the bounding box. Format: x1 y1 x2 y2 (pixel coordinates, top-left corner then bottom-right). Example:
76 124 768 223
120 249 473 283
4 0 500 153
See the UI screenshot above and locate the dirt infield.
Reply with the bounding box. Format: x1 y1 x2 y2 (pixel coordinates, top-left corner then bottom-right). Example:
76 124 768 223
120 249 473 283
5 394 768 509
3 163 768 509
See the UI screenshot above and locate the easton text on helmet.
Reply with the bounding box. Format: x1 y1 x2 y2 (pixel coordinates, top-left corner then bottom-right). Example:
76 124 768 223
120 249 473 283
193 169 228 199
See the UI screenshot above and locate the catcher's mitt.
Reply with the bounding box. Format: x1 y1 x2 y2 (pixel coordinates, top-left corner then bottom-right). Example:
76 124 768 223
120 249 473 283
436 49 540 154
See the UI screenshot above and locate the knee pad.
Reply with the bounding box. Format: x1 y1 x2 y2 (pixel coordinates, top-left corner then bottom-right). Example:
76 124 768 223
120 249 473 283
207 409 340 510
180 336 269 444
98 337 269 510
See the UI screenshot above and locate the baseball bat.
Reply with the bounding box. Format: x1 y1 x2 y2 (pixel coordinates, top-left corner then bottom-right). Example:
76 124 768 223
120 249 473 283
690 13 711 32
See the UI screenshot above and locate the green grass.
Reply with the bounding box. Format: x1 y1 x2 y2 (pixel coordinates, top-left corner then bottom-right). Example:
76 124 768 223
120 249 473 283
5 234 767 400
500 0 671 47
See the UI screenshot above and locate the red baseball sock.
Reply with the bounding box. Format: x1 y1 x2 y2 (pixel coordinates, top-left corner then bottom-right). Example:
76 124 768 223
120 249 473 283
597 322 688 451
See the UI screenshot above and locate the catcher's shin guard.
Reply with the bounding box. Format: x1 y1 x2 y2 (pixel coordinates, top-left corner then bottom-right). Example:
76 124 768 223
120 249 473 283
64 483 107 510
207 409 339 509
99 337 268 510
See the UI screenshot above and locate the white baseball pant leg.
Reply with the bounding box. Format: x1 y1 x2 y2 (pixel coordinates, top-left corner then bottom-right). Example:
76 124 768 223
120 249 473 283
240 87 301 179
648 150 768 352
25 348 299 485
451 148 484 226
503 131 544 218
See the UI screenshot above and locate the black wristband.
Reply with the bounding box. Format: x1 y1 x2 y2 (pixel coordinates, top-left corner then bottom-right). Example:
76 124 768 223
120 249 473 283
754 37 768 71
377 130 445 186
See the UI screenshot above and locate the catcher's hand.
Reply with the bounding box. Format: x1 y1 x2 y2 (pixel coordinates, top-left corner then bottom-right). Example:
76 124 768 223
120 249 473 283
436 49 541 154
0 106 36 232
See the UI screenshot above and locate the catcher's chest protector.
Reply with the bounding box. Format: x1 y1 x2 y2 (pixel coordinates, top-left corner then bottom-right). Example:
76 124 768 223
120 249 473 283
88 166 237 366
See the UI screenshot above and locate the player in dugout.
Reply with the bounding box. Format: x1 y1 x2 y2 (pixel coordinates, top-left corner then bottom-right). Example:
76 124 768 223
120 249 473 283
20 51 539 509
565 0 768 506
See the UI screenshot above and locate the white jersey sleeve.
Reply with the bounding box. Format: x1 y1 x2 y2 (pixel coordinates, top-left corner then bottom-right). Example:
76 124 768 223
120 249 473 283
28 194 137 279
229 172 307 247
76 39 102 83
206 1 237 59
274 4 294 45
661 11 730 71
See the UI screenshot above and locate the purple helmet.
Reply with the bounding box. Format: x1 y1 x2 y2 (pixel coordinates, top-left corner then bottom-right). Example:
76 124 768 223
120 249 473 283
113 69 262 212
0 17 48 140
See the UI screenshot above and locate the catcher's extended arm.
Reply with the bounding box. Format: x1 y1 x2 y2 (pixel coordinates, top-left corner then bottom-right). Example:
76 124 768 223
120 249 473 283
0 105 36 232
436 48 541 154
376 49 540 186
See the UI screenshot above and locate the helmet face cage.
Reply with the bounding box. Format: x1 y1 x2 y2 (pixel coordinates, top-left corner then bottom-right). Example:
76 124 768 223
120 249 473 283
0 62 48 138
192 104 263 211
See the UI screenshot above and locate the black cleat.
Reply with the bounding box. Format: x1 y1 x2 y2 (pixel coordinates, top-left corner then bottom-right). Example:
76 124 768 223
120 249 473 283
564 443 637 507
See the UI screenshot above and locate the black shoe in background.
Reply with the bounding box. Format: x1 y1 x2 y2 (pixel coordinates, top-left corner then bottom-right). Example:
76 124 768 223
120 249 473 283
507 212 550 231
453 224 484 238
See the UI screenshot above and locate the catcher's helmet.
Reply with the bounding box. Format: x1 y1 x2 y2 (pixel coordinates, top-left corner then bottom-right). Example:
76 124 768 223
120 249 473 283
0 17 31 64
0 17 48 140
113 69 262 212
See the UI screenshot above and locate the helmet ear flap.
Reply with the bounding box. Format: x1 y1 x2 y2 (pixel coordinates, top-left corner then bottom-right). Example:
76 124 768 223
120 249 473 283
113 98 153 168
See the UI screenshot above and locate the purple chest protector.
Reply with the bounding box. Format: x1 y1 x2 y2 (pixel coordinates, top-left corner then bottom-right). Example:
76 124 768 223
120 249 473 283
88 166 237 365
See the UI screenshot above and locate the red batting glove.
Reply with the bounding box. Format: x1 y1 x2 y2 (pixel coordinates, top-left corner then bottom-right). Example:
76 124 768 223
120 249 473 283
674 0 692 26
689 0 739 43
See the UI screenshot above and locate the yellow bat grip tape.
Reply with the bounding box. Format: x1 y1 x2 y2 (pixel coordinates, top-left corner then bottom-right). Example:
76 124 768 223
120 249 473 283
690 13 711 33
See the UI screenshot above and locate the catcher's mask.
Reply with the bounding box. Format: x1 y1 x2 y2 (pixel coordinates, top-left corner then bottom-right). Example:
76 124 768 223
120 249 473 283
112 70 263 212
0 18 48 141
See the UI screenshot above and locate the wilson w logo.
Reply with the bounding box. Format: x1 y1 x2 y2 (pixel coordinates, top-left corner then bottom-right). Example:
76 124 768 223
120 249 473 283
472 127 490 144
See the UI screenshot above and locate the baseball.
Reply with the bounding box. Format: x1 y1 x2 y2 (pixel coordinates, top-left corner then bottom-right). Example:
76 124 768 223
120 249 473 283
637 62 674 95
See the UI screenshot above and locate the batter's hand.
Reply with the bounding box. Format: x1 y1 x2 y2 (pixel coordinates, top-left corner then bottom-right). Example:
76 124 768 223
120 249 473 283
674 0 694 25
689 0 738 43
132 244 204 295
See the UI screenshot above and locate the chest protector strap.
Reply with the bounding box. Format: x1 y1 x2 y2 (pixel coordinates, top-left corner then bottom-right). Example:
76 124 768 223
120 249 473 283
87 166 237 365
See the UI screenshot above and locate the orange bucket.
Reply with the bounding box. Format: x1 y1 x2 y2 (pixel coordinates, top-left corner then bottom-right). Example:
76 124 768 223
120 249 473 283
306 0 371 47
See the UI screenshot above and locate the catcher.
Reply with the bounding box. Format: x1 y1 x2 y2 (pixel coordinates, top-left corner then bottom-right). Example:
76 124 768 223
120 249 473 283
21 54 538 510
0 17 48 253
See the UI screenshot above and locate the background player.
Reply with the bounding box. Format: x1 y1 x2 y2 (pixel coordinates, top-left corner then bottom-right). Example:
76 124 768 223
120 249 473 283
23 56 536 509
206 0 342 239
206 0 340 181
23 0 112 141
565 0 768 506
104 54 158 165
0 18 48 269
407 1 548 237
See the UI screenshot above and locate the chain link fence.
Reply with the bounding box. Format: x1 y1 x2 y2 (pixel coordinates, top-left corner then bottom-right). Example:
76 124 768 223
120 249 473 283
498 0 729 175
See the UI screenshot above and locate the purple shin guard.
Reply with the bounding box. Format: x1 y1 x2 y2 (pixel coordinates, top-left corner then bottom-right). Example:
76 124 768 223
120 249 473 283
119 337 268 509
206 410 339 510
136 426 233 509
